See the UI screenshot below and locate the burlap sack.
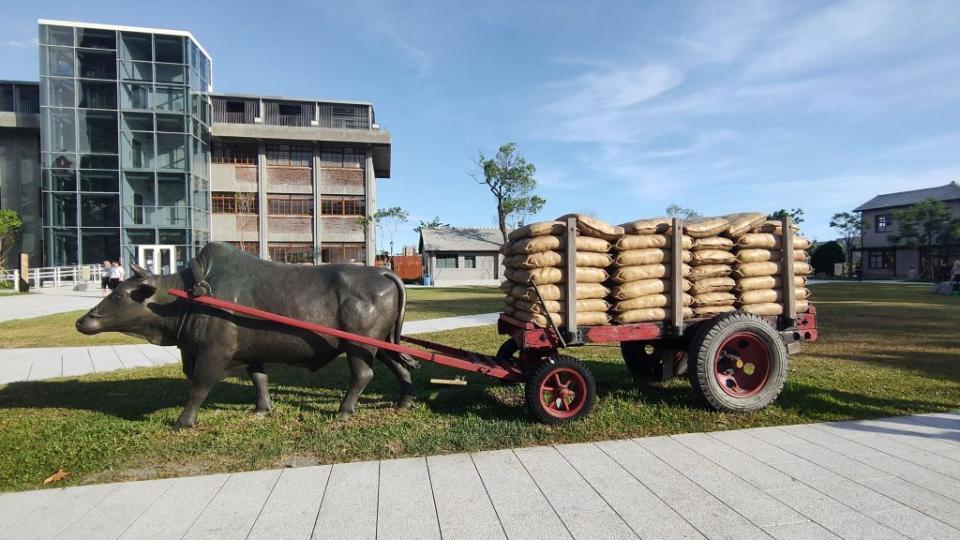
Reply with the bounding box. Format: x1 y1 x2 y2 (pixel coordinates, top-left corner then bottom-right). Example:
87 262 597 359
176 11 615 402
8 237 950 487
689 264 733 280
511 283 610 301
736 276 806 291
505 266 609 285
691 249 736 265
616 234 693 250
609 263 691 283
735 261 812 278
690 276 736 294
504 295 517 307
514 310 611 327
738 288 811 305
753 220 800 234
738 233 812 250
499 280 516 292
514 298 610 314
693 305 736 317
691 292 736 307
557 214 625 241
615 307 694 324
507 221 565 242
612 293 694 311
691 236 734 251
505 250 613 269
619 217 672 235
684 216 730 238
508 235 611 254
609 278 691 300
740 301 810 316
613 249 691 266
737 249 808 263
725 213 768 237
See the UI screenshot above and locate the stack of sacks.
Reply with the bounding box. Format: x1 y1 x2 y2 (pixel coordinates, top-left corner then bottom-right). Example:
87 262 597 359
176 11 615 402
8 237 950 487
730 219 813 316
610 218 694 323
499 215 620 327
684 216 739 318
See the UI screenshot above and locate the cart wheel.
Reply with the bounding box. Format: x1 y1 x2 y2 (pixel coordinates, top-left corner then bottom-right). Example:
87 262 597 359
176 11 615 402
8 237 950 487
688 312 788 412
525 355 596 424
621 341 687 382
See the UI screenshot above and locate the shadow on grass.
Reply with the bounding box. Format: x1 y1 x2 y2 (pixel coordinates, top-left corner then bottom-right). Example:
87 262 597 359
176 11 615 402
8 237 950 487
809 348 960 382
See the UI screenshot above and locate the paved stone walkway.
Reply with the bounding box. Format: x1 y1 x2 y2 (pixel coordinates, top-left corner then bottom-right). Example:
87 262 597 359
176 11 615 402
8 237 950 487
0 412 957 539
0 313 501 385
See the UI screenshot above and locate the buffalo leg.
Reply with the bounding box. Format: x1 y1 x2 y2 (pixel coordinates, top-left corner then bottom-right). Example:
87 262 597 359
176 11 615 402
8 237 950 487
174 354 225 430
247 361 273 414
338 344 375 421
378 351 415 409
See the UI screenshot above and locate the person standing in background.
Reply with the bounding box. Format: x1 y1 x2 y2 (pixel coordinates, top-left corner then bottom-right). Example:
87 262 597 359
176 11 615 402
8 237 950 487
100 260 111 296
107 261 122 290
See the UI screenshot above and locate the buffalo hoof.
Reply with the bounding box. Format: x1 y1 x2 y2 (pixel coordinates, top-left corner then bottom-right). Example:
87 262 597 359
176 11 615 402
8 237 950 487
172 420 194 431
337 411 353 422
396 396 415 410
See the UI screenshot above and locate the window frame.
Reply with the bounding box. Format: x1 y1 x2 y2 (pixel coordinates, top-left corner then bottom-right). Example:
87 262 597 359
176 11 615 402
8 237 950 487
875 213 891 232
436 254 458 269
868 249 894 270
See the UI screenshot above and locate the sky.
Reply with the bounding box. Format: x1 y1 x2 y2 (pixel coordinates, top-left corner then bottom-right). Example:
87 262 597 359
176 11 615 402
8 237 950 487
3 0 959 250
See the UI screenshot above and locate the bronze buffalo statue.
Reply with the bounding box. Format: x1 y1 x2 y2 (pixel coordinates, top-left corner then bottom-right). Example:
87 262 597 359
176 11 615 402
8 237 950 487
76 242 416 429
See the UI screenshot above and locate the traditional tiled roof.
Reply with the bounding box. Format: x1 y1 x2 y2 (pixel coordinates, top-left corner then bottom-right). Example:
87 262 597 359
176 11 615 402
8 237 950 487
419 227 503 252
854 181 960 211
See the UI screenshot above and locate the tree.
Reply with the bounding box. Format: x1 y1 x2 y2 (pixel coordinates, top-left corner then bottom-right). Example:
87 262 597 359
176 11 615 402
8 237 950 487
235 193 257 255
768 208 805 225
413 216 449 234
665 204 700 219
830 211 869 276
357 206 409 264
811 240 845 275
473 142 544 243
887 198 960 280
0 209 23 271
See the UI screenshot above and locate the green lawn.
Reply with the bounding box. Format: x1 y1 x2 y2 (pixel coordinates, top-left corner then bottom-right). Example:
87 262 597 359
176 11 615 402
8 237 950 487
0 286 502 349
0 283 957 491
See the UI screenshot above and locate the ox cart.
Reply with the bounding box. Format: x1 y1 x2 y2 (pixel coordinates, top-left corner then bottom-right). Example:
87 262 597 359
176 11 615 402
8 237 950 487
170 216 817 425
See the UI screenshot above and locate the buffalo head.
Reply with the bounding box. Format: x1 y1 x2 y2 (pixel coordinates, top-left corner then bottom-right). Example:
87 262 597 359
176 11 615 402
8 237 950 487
76 264 168 343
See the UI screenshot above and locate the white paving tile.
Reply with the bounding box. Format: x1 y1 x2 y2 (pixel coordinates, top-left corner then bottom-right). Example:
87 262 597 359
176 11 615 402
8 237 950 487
119 473 230 540
182 469 281 539
377 457 441 540
60 348 94 378
247 465 330 540
88 345 123 373
427 453 506 540
137 344 180 366
26 355 62 381
112 345 153 369
4 483 117 539
312 460 379 540
57 477 175 540
514 445 637 539
814 423 960 480
472 449 571 540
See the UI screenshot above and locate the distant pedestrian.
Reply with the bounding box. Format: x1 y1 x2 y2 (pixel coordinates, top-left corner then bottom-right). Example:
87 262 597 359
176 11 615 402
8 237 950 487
100 260 111 296
107 261 123 290
951 259 960 283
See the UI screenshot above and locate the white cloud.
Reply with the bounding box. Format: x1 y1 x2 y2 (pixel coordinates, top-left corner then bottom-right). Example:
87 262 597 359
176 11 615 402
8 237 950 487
5 38 38 48
544 64 684 114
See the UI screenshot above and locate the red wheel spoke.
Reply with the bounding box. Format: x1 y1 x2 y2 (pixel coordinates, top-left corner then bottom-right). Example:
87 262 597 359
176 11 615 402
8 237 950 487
552 373 563 388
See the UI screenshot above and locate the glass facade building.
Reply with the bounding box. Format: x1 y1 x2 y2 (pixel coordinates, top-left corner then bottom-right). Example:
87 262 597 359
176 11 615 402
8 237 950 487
38 20 212 269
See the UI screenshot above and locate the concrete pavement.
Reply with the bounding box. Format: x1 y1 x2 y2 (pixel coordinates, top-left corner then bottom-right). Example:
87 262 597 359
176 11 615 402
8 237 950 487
0 313 502 384
0 412 957 539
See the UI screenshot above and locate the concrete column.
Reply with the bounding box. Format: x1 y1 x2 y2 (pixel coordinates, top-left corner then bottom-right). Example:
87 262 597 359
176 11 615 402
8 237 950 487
257 141 269 259
364 147 376 265
312 142 322 264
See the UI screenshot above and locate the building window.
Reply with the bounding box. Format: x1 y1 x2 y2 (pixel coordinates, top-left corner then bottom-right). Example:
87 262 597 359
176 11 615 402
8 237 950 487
212 142 257 164
211 192 258 214
875 214 891 232
321 242 366 263
269 242 313 264
225 101 244 113
320 195 365 215
226 241 259 255
436 255 458 269
268 194 313 215
463 255 476 269
320 147 365 169
868 249 894 269
266 144 311 167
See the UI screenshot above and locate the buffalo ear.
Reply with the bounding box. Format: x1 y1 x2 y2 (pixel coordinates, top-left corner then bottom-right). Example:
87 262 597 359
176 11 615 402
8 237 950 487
132 280 157 303
131 264 153 279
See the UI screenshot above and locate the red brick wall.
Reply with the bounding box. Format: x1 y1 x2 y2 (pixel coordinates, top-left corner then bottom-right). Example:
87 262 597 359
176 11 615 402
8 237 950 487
269 216 313 234
267 166 312 186
237 215 259 232
322 216 363 235
322 168 364 190
235 165 257 183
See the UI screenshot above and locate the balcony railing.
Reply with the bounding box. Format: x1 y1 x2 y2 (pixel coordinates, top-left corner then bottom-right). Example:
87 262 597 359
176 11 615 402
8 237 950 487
0 82 40 114
211 95 376 131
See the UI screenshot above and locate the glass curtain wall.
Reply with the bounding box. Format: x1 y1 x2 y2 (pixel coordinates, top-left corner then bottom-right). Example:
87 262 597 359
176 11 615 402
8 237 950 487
39 22 212 268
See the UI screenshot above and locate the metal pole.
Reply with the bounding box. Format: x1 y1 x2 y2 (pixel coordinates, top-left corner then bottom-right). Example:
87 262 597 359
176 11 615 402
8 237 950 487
563 216 578 343
781 215 796 326
670 218 684 335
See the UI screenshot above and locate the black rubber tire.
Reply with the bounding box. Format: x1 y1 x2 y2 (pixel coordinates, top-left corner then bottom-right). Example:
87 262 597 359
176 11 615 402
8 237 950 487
524 355 596 424
687 312 788 412
621 341 687 382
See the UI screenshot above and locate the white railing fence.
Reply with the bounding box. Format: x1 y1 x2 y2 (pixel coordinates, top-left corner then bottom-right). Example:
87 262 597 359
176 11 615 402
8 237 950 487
0 265 107 292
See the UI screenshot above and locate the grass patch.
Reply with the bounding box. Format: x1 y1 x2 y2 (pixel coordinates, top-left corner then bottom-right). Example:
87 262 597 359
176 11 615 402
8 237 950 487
0 286 502 349
0 283 957 492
